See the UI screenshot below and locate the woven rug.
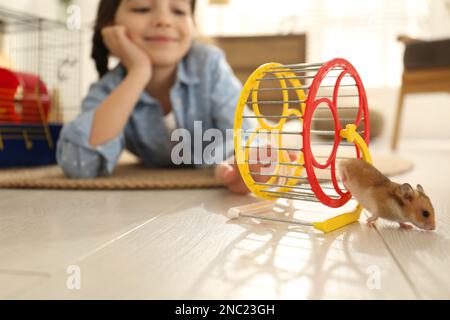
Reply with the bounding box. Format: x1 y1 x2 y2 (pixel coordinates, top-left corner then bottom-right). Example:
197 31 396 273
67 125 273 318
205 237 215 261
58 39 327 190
0 153 413 190
0 163 222 190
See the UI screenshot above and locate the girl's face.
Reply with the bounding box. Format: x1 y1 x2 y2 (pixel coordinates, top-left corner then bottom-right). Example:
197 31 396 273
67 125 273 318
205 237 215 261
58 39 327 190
114 0 194 67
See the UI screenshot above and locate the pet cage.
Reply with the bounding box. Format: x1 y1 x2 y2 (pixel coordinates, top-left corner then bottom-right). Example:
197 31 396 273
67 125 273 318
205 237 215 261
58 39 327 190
0 5 82 167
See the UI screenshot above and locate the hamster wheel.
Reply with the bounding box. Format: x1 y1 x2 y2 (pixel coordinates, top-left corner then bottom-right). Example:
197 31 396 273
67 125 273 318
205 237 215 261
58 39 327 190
231 58 372 233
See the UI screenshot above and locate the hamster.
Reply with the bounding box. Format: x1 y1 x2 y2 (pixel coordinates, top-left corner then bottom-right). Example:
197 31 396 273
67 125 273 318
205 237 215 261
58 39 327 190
338 159 435 231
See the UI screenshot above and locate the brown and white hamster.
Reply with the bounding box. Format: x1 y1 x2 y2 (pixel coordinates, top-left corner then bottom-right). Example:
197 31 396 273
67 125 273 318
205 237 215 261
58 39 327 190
338 159 435 230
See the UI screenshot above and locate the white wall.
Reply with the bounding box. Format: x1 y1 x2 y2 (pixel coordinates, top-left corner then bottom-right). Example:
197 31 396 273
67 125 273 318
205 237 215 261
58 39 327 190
0 0 60 20
366 88 450 143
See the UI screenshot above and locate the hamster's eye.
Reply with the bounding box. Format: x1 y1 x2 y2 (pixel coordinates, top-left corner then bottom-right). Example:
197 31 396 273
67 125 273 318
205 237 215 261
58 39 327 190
422 210 430 218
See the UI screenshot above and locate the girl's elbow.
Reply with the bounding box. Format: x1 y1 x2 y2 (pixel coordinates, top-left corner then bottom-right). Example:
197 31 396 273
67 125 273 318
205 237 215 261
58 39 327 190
57 143 103 179
58 158 102 179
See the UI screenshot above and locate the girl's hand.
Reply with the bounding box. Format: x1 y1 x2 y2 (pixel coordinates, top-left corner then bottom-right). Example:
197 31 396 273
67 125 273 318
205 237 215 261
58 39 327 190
215 158 257 194
101 26 152 80
215 146 297 195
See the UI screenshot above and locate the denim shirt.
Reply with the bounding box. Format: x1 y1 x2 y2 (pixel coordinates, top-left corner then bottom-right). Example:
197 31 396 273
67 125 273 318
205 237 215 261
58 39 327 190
57 43 249 179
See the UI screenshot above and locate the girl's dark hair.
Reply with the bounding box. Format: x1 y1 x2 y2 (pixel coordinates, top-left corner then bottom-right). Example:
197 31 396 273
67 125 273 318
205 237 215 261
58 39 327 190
92 0 197 78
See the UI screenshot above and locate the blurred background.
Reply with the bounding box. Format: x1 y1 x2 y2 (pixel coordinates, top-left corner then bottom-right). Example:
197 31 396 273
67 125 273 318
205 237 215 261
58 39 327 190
0 0 449 149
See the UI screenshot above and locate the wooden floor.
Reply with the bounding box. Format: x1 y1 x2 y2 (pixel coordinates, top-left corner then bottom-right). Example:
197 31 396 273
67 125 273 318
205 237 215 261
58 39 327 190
1 140 449 299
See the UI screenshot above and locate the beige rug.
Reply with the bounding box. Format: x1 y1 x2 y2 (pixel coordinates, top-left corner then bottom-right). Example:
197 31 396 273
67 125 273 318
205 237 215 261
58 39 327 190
0 164 222 190
0 153 413 190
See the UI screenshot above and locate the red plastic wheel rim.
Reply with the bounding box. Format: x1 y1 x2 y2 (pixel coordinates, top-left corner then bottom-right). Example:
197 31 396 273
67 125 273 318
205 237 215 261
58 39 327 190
302 58 370 208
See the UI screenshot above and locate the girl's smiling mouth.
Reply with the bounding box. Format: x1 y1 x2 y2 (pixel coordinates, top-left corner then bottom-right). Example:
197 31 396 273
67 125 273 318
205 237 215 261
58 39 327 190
144 36 177 43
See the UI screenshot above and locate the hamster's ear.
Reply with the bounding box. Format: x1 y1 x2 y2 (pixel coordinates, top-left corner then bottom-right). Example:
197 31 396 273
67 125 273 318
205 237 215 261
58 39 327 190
416 184 425 193
400 183 414 202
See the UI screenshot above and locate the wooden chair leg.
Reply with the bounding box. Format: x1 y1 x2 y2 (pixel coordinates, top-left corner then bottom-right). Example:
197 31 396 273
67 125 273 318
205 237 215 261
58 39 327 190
391 87 406 150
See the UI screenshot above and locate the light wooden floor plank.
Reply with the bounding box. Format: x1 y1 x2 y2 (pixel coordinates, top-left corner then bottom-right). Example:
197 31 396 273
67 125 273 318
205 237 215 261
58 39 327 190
3 140 449 299
368 147 450 299
0 189 202 298
17 190 416 299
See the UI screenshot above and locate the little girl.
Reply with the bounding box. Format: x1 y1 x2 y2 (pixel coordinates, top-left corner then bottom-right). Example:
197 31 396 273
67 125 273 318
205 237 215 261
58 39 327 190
57 0 259 194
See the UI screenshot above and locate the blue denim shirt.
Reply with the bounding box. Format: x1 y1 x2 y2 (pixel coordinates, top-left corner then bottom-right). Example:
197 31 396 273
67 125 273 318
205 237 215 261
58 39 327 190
57 43 248 178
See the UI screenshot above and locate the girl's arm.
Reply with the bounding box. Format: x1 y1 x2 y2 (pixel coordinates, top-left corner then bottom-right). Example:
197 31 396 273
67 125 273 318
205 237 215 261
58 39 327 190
57 76 128 179
89 68 149 146
57 66 147 179
57 26 151 179
89 26 152 147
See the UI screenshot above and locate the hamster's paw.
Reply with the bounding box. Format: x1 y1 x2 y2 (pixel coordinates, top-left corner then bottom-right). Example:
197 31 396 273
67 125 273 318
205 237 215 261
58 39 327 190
366 215 378 228
399 222 413 230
